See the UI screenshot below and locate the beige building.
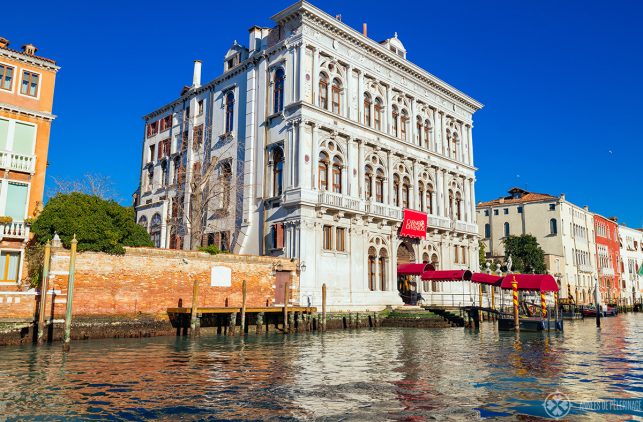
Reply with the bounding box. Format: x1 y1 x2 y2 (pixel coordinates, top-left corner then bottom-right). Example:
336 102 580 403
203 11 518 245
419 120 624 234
477 188 597 303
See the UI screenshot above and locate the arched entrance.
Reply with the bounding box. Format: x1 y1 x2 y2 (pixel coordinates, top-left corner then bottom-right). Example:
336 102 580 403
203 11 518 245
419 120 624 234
397 242 417 305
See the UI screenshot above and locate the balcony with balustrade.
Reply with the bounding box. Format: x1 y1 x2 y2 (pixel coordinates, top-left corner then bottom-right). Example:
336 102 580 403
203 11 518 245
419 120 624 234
0 221 30 241
0 151 36 174
601 267 615 277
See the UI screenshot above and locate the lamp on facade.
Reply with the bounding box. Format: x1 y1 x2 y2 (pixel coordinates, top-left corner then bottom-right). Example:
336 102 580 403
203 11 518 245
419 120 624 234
297 261 307 273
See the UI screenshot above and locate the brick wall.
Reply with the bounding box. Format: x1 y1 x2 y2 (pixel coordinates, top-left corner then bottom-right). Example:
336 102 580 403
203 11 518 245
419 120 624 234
13 247 298 320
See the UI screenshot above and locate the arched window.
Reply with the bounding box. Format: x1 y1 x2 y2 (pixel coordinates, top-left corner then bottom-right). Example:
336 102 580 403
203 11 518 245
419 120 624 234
550 218 558 235
368 247 377 291
374 98 382 130
273 68 285 113
393 175 400 206
150 213 162 248
137 215 148 229
416 116 423 145
448 190 454 219
504 222 510 237
424 120 431 149
318 152 329 190
455 192 462 220
273 147 284 196
418 182 425 211
331 78 341 114
221 161 232 208
391 106 399 137
363 93 372 127
427 184 434 214
319 73 329 109
225 91 235 133
400 109 408 141
332 156 342 193
402 177 410 209
379 249 388 291
365 166 373 199
375 169 384 203
451 134 458 159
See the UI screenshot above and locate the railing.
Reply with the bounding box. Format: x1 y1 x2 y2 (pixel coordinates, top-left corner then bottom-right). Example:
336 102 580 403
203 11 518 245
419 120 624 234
0 221 29 241
365 202 403 220
601 267 615 276
317 191 366 213
0 151 36 173
429 215 451 230
579 264 594 273
455 220 479 234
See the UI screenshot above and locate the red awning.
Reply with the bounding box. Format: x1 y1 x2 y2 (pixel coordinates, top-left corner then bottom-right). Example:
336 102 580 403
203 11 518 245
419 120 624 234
397 263 435 276
420 270 473 281
471 273 503 285
500 274 559 292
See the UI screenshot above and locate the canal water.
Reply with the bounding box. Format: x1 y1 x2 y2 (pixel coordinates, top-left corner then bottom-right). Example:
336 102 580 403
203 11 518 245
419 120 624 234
0 314 641 421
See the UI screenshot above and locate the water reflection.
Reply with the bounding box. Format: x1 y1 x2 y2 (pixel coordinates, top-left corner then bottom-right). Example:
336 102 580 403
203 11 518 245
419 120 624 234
0 315 641 420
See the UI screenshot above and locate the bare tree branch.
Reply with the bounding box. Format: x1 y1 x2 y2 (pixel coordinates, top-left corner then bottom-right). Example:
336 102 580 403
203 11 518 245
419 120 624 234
49 173 120 201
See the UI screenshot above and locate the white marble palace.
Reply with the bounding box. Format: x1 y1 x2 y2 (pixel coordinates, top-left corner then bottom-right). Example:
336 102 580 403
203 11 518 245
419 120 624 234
135 1 483 310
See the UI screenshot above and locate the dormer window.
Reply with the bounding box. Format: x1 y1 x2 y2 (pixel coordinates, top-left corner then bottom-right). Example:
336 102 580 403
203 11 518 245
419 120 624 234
227 58 235 70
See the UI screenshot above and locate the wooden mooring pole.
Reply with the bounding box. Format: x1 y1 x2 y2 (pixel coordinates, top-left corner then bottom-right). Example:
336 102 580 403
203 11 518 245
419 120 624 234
321 283 327 332
37 240 51 345
512 275 520 332
190 277 199 336
239 280 247 336
62 236 78 351
283 282 289 333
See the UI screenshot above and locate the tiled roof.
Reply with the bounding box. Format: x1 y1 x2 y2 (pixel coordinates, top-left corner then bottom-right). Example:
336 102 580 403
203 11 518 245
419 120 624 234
0 45 56 65
477 190 558 207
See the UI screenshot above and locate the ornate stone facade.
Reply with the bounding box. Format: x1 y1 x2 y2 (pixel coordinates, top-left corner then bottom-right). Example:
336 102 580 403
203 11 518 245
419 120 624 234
135 1 482 310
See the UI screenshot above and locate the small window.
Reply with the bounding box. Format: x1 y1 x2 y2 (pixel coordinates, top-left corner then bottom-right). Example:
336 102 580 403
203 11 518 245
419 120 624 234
484 224 490 238
149 144 155 162
493 209 499 216
484 210 489 216
272 223 284 249
197 100 204 116
549 204 556 211
336 227 345 252
517 206 523 214
20 70 39 97
503 208 509 215
323 225 333 250
0 64 14 91
504 222 510 237
550 218 558 235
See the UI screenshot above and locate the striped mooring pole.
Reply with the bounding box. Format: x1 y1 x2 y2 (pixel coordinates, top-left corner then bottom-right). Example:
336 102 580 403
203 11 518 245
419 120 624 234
512 275 519 331
540 290 547 319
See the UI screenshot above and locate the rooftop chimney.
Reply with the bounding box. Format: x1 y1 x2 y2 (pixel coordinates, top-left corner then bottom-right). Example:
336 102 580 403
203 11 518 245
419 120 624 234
22 43 37 56
363 23 368 37
0 37 9 49
192 60 202 88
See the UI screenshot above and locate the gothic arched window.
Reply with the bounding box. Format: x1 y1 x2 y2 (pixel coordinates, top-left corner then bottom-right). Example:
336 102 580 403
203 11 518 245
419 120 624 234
319 73 329 109
374 98 383 130
331 78 341 114
400 110 409 141
150 213 162 248
364 93 372 127
375 169 385 203
273 147 284 196
392 106 399 137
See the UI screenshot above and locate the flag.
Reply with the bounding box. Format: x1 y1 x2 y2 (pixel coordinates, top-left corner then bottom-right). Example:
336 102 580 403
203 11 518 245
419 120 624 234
638 263 643 277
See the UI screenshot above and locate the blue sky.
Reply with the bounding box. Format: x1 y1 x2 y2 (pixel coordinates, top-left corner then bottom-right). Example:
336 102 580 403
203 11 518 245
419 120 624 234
4 0 642 227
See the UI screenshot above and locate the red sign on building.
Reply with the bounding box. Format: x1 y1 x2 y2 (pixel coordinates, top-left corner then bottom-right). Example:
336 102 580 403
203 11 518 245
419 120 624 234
400 209 428 239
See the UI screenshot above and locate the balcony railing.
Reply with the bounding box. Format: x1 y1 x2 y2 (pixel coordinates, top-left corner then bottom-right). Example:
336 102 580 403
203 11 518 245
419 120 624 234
365 202 403 220
318 191 365 213
579 264 594 273
429 215 451 230
455 220 479 234
0 151 36 173
601 267 615 277
0 221 29 241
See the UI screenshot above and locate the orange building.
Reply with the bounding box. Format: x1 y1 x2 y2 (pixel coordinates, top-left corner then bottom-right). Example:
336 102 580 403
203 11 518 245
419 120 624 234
594 215 621 304
0 36 59 286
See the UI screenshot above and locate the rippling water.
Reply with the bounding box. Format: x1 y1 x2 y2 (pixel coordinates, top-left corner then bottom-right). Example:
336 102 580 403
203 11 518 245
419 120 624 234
0 314 641 420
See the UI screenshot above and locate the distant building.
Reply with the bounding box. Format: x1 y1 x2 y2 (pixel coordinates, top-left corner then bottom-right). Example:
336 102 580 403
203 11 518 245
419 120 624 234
134 1 482 309
477 188 598 304
594 215 622 304
0 36 59 286
617 225 642 305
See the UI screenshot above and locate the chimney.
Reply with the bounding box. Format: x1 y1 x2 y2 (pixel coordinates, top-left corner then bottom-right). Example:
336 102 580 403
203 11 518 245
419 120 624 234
560 193 565 201
248 25 262 53
192 60 202 88
335 14 342 21
0 37 9 49
363 23 368 37
22 43 37 56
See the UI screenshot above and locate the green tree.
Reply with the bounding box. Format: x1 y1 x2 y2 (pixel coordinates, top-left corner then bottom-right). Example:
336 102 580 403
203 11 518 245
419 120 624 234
502 234 546 274
31 193 153 254
478 240 486 269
